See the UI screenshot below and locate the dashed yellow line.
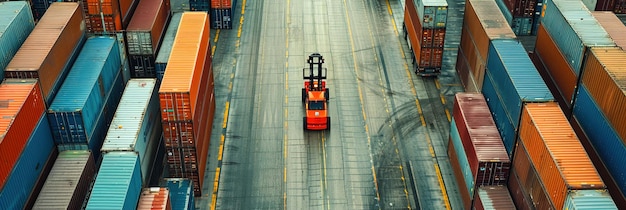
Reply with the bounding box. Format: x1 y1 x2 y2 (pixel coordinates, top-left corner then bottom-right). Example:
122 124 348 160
211 45 216 57
222 102 230 129
214 29 220 43
218 135 225 161
440 94 446 105
445 109 451 122
385 0 399 36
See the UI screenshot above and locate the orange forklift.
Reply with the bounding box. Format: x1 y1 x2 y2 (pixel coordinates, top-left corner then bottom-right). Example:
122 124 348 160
302 53 330 130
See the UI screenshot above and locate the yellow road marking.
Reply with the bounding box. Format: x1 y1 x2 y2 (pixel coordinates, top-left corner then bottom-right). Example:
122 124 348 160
435 79 441 90
445 109 451 122
211 45 216 57
435 164 451 209
214 29 220 43
222 102 230 129
210 167 220 209
217 135 225 161
440 94 446 105
385 0 399 36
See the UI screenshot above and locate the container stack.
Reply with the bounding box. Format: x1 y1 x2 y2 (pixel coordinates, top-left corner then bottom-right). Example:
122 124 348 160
210 0 237 29
86 152 143 209
403 0 448 76
165 178 196 210
4 2 86 106
0 1 34 82
126 0 171 78
159 12 215 196
494 0 536 35
155 13 183 81
448 93 512 209
595 0 626 14
137 187 172 210
591 11 626 48
80 0 139 34
455 0 516 92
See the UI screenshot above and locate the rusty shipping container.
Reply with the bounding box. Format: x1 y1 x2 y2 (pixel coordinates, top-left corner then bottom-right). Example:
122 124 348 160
519 102 609 209
403 0 447 76
0 79 45 190
472 186 516 210
126 0 171 78
591 12 626 51
454 46 479 92
507 168 534 210
4 2 85 106
137 187 172 210
448 139 473 210
456 0 516 91
82 0 123 33
513 141 556 209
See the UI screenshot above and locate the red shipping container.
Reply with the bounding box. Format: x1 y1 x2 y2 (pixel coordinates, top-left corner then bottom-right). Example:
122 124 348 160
513 140 556 209
472 186 516 210
455 46 480 92
0 79 46 189
82 0 123 33
405 3 446 72
448 140 473 210
592 11 626 50
211 0 232 9
596 0 616 11
119 0 138 27
137 187 172 210
404 0 421 54
503 0 536 17
126 0 171 56
452 93 510 186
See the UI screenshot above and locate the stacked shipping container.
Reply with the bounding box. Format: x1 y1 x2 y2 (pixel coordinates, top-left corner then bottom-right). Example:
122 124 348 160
472 186 516 209
155 13 183 81
455 0 516 92
126 0 171 78
86 152 142 209
0 1 34 82
81 0 138 34
592 11 626 48
595 0 626 14
137 187 172 210
160 12 215 196
403 0 448 76
165 178 195 210
448 93 511 209
5 2 86 106
210 0 236 29
494 0 535 35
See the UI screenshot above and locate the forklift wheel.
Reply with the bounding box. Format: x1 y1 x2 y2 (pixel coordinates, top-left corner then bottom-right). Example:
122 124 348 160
324 88 329 101
302 88 306 103
327 117 331 130
303 117 307 130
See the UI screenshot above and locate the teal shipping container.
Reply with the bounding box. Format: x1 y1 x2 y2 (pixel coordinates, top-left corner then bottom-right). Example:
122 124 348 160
166 178 195 210
563 190 618 209
86 152 142 210
154 12 183 81
0 1 34 82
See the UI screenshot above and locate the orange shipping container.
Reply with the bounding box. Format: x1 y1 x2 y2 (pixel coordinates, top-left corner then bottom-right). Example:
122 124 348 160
0 79 46 189
137 187 172 210
580 47 626 146
519 102 606 209
591 11 626 49
513 140 556 209
457 27 481 92
4 2 85 105
82 0 123 33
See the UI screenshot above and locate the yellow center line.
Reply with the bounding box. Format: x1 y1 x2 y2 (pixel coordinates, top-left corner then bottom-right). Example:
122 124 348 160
214 29 220 43
385 0 399 36
222 102 230 129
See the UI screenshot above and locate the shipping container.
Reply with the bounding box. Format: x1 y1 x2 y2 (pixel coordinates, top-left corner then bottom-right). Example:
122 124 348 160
595 0 616 11
119 0 139 28
513 139 557 209
540 0 614 77
482 39 554 155
130 55 158 78
615 0 626 13
0 1 34 82
47 37 126 159
82 0 123 33
0 114 56 210
102 79 162 186
519 102 608 209
190 0 209 11
5 2 86 106
507 168 534 210
155 13 183 81
126 0 171 56
564 190 618 209
32 150 96 210
454 45 479 92
472 186 516 210
87 152 142 209
458 0 516 90
165 178 195 210
495 0 534 36
0 79 45 189
404 0 447 75
137 187 172 210
592 11 626 49
31 0 52 21
572 85 626 203
449 119 474 207
502 0 536 17
210 0 237 29
413 0 448 28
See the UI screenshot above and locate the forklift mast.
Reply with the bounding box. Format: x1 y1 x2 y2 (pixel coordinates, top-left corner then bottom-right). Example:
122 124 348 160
303 53 326 91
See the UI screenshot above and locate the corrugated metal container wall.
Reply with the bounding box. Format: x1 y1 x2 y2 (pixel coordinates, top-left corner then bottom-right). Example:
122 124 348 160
119 0 139 28
102 79 161 185
595 0 615 11
581 47 626 146
564 190 618 209
137 188 172 210
519 103 607 209
591 11 626 49
449 119 474 209
82 0 123 33
32 150 96 210
0 79 45 189
210 0 236 29
472 186 516 210
404 0 421 56
0 1 34 82
165 178 195 210
483 39 554 155
573 85 626 202
460 0 516 90
155 13 183 81
5 2 85 106
452 93 510 187
454 45 479 92
126 0 171 56
540 0 615 77
507 168 534 210
0 114 55 210
86 152 142 209
47 37 122 156
415 0 448 28
514 139 556 209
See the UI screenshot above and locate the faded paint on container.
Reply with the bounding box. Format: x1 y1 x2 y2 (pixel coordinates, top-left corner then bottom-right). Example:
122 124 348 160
0 79 45 189
87 152 142 209
447 141 473 210
455 45 479 92
591 11 626 49
165 178 195 210
520 102 605 209
5 2 86 106
573 85 626 201
32 150 96 210
457 26 483 91
581 47 626 146
0 1 34 82
413 0 448 28
452 93 510 187
155 13 183 81
126 0 171 55
0 114 55 210
137 187 172 210
472 186 516 210
450 119 474 201
540 0 615 77
47 37 121 151
507 169 534 210
102 79 161 186
564 190 618 209
514 140 557 209
534 24 577 106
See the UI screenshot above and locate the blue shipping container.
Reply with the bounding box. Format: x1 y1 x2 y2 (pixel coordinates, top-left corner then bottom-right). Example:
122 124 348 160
47 37 122 152
0 114 55 209
155 12 183 81
102 79 161 186
166 178 195 210
573 85 626 199
86 152 142 210
483 39 554 155
0 1 34 82
210 8 233 29
563 190 618 209
450 118 475 199
189 0 209 11
482 71 517 155
541 0 614 76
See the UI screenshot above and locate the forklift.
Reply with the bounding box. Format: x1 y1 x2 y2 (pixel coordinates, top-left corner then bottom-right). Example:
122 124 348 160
302 53 330 130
